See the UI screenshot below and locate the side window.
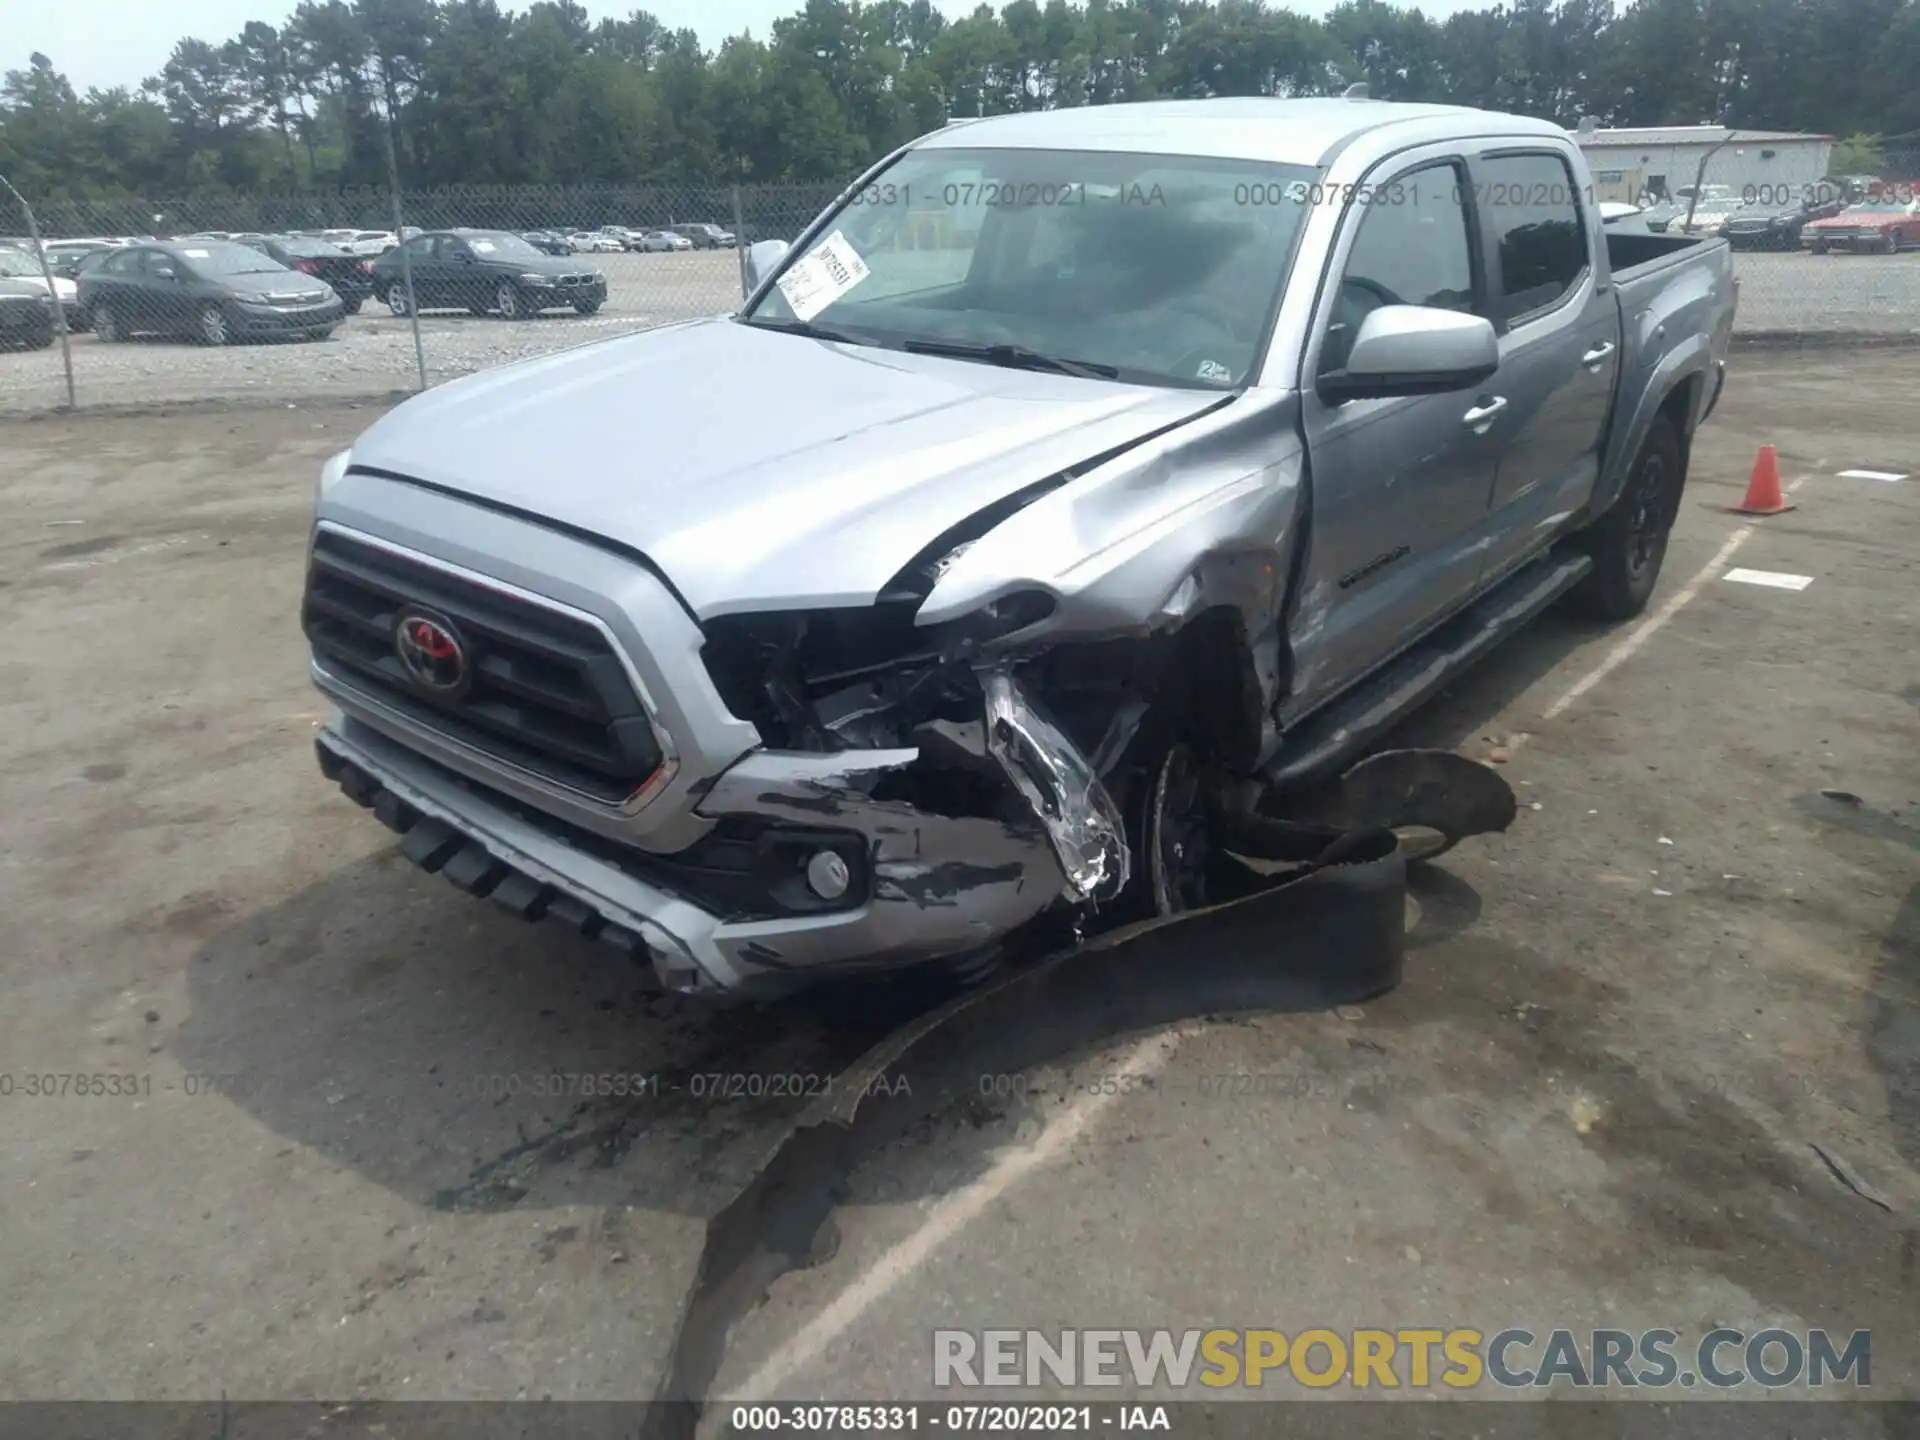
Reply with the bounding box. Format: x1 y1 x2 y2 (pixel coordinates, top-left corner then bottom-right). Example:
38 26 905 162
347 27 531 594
1478 152 1588 325
103 249 138 275
401 235 434 259
1320 163 1475 376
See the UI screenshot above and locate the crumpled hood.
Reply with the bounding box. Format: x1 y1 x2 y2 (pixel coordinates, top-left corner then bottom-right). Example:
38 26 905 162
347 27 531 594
346 317 1227 618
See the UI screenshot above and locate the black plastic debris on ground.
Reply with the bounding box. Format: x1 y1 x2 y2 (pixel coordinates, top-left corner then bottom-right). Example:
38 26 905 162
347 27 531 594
642 750 1517 1440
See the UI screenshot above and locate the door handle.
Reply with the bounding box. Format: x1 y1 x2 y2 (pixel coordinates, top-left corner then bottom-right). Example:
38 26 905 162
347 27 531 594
1461 396 1508 432
1581 340 1616 369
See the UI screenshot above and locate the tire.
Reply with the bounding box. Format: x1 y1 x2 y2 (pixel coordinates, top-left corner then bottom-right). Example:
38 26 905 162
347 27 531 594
1140 741 1217 917
26 328 54 350
496 281 526 320
385 285 413 317
1885 230 1902 255
93 303 121 343
1568 416 1684 621
340 296 363 316
1809 240 1828 255
308 326 336 341
573 299 603 316
198 304 231 346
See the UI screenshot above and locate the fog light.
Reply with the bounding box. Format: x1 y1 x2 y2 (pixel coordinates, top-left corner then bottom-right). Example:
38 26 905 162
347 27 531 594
805 849 852 901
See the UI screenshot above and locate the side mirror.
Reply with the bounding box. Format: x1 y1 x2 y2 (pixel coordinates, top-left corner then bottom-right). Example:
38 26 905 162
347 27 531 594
1318 305 1499 402
743 238 790 294
152 265 177 281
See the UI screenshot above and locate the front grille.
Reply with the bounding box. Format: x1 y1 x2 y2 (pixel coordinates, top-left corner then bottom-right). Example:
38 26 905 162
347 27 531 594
558 273 594 287
303 529 664 803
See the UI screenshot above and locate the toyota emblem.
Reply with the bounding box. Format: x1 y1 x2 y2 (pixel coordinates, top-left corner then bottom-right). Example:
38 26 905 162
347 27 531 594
393 611 469 696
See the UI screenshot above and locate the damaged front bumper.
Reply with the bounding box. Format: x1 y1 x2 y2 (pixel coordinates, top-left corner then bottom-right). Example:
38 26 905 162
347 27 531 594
316 694 1094 999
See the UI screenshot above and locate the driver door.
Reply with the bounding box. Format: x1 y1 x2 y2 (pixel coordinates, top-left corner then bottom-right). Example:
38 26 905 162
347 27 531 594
1287 154 1508 715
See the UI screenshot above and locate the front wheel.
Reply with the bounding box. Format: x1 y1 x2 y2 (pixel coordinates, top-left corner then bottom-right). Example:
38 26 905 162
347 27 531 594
1567 416 1683 621
340 296 363 316
92 304 121 342
1809 240 1829 255
1885 230 1902 255
496 281 526 320
198 303 231 346
1143 742 1216 916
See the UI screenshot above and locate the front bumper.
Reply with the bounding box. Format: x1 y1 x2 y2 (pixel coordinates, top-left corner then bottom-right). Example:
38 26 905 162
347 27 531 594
523 280 608 307
1806 232 1893 251
0 304 53 345
234 299 346 333
316 716 1067 999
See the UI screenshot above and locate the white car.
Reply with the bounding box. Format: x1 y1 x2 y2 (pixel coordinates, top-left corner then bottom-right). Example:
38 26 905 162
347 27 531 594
340 230 398 257
635 229 693 252
569 232 624 253
0 246 80 319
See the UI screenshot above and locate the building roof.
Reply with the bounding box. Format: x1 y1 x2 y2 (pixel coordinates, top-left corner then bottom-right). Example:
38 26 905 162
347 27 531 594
924 98 1565 167
1579 125 1831 147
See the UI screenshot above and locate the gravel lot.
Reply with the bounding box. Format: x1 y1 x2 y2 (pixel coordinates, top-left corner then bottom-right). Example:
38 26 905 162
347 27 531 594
0 247 1916 415
0 351 1914 1417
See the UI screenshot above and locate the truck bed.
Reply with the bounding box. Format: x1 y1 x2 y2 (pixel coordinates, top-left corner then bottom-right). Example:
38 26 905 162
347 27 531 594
1607 228 1721 283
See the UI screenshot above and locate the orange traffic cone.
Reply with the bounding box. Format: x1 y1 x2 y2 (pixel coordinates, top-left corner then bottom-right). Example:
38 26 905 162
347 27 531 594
1731 444 1793 516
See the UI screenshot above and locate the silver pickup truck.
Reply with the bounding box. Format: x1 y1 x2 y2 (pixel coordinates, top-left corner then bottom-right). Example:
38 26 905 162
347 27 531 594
305 98 1735 999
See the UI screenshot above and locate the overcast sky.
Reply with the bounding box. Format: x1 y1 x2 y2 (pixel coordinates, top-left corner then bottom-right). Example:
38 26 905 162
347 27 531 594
4 0 1484 96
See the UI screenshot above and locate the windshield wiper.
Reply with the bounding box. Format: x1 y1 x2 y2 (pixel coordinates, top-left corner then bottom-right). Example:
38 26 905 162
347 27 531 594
742 316 876 346
900 338 1119 380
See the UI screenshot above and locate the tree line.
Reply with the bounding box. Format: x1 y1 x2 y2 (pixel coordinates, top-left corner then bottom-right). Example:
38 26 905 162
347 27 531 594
3 0 1917 200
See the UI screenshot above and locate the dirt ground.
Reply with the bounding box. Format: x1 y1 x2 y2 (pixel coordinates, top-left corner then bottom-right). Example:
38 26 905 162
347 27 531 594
0 354 1914 1414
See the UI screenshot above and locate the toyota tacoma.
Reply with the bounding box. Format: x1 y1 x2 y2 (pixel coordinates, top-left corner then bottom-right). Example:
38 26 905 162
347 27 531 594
305 98 1735 999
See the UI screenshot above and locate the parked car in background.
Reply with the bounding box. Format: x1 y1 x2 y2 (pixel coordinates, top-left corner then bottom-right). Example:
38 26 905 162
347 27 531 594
77 239 344 344
1598 200 1650 231
1674 197 1746 236
371 229 608 318
0 278 54 349
597 226 644 249
566 231 624 253
521 231 577 256
668 222 736 248
341 230 399 257
234 234 375 313
1720 196 1845 250
0 246 82 329
636 229 694 252
1803 195 1920 253
34 239 119 278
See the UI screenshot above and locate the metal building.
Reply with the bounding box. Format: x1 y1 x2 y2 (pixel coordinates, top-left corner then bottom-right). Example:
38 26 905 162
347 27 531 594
1574 125 1835 205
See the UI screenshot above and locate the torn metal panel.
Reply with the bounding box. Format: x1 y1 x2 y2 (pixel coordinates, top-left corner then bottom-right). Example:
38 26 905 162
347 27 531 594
697 746 1067 975
979 664 1130 902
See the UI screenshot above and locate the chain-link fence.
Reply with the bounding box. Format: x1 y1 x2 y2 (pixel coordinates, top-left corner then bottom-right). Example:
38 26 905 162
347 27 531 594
0 182 835 413
2 153 1917 415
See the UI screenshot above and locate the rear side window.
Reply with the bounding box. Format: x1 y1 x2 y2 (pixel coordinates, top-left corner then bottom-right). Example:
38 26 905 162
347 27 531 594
1479 152 1588 324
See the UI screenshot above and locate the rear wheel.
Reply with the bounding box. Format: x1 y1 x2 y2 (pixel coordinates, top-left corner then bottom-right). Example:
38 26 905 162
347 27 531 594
1885 230 1902 255
340 296 363 316
385 285 413 317
93 303 121 342
1568 416 1683 621
1809 240 1829 255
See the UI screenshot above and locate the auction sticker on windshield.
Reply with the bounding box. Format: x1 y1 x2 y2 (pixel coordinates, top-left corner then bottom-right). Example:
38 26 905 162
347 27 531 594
777 230 870 320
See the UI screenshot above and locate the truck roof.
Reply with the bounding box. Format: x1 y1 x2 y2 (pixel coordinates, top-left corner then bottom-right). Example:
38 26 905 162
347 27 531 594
919 98 1569 169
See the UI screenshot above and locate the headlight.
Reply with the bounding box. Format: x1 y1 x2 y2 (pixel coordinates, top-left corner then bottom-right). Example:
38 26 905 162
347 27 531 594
519 272 555 285
316 449 351 513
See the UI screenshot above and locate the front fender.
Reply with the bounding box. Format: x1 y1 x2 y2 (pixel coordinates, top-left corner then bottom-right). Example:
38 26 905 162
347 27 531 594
1586 332 1709 524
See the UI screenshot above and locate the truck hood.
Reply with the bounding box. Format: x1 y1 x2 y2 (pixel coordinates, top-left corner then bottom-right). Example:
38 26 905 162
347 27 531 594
346 317 1229 618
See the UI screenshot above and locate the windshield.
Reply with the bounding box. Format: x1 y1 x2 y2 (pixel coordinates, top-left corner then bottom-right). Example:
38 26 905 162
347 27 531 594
177 242 289 276
465 232 543 260
741 147 1316 388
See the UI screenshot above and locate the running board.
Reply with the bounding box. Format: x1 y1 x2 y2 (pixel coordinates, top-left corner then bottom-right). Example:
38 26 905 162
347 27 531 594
1263 549 1593 792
